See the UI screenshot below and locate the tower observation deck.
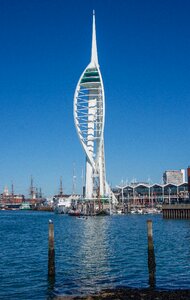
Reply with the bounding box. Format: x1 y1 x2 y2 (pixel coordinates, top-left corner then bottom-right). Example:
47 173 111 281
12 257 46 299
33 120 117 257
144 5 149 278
74 11 116 202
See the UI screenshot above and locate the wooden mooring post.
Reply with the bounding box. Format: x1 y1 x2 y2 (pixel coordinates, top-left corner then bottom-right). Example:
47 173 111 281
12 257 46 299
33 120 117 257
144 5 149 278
48 220 55 278
147 220 156 289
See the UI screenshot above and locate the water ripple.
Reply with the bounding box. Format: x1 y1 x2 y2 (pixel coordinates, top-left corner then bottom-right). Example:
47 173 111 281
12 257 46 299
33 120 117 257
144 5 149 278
0 211 190 299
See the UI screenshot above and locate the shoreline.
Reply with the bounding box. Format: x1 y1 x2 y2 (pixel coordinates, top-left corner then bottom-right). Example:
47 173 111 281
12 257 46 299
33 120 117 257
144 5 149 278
54 287 190 299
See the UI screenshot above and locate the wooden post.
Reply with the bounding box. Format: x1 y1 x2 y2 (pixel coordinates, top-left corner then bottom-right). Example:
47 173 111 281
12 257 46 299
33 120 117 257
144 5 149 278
48 220 55 278
147 220 156 289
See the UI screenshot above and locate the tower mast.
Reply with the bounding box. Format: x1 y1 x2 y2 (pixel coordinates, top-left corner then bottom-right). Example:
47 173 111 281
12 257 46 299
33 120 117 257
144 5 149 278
91 10 99 67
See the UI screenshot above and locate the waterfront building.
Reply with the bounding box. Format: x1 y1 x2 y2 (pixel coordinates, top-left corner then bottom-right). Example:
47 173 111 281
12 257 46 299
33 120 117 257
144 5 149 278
114 182 189 207
163 169 185 185
74 12 115 201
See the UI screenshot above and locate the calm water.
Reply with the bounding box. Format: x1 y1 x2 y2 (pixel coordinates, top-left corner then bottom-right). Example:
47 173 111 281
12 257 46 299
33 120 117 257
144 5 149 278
0 211 190 299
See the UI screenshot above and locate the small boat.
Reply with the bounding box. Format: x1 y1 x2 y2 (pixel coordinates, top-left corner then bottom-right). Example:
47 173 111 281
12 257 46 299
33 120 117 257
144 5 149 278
76 216 88 220
20 202 31 210
146 208 161 214
68 209 82 216
95 209 110 216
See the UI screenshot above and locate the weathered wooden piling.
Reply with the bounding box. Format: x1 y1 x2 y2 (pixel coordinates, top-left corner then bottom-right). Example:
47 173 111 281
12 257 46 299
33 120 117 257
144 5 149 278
48 220 55 278
147 220 156 289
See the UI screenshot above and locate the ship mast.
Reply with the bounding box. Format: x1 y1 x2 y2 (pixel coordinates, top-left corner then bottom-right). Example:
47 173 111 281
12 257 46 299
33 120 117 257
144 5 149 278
59 176 63 196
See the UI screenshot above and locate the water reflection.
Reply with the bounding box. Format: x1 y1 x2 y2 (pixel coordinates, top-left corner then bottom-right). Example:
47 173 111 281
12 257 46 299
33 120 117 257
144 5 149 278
54 215 149 296
54 216 113 295
78 217 112 292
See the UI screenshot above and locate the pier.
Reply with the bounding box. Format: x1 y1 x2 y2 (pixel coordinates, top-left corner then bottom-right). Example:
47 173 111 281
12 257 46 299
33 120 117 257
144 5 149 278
162 204 190 219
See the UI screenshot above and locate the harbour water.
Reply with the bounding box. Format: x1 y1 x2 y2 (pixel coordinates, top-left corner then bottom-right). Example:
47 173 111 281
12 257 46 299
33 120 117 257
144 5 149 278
0 211 190 299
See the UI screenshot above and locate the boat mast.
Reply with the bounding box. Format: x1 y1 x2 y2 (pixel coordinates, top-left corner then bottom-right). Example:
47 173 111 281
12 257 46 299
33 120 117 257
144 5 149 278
59 176 63 196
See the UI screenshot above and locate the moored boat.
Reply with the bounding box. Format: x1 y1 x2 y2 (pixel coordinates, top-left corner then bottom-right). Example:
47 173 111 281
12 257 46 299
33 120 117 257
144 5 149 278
20 202 31 210
68 209 82 216
54 196 72 214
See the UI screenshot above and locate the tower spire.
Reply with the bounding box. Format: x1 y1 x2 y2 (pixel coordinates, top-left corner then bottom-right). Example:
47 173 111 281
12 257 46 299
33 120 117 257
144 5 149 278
91 10 99 67
74 12 117 204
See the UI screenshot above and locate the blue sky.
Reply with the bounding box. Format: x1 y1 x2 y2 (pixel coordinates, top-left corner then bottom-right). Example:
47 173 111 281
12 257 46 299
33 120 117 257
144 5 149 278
0 0 190 196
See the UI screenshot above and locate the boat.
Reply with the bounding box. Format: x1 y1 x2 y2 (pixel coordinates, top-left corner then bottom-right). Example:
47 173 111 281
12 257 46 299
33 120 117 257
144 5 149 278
130 208 143 214
95 209 110 216
20 202 31 210
68 209 82 216
76 216 88 220
54 196 72 214
145 207 162 214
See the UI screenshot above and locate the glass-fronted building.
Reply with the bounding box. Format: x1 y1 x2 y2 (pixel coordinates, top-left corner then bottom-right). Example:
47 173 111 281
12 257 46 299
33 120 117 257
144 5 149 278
114 182 189 206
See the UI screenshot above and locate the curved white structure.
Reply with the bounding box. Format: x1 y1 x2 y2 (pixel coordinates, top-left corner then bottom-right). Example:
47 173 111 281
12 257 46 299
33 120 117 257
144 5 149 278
74 11 111 200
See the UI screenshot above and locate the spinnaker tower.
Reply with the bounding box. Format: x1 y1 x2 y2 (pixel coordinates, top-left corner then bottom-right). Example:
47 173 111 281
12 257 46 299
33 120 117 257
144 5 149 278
74 11 116 203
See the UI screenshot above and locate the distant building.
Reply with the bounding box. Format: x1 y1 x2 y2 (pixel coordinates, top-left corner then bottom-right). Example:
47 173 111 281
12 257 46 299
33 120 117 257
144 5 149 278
163 169 185 185
114 182 189 206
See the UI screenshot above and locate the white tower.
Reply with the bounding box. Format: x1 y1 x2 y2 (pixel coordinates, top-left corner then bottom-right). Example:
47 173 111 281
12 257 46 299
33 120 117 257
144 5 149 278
74 11 110 200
